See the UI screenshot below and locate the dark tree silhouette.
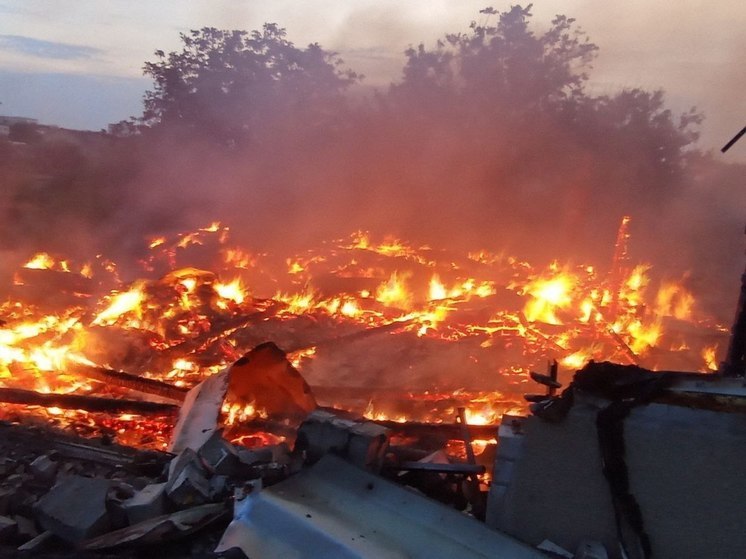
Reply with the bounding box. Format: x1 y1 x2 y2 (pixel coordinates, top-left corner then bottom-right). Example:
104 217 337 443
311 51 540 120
391 5 598 120
141 24 358 147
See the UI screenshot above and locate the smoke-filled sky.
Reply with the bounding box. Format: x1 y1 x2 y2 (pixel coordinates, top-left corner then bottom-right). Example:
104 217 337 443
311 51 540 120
0 0 744 159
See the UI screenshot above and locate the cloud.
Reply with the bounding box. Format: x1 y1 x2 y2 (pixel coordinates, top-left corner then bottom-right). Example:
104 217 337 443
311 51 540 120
0 34 101 60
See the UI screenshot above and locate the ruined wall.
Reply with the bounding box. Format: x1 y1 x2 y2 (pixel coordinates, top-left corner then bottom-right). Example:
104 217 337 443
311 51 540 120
488 399 746 558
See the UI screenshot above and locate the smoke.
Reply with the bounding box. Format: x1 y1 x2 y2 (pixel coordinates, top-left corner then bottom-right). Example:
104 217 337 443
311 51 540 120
2 7 745 325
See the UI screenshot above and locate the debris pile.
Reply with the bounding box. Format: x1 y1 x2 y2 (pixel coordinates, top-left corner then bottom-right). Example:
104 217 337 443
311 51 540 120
0 343 538 558
0 419 291 557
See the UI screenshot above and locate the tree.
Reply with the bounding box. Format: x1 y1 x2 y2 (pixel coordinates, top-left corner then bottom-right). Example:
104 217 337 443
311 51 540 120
391 5 598 120
141 24 358 147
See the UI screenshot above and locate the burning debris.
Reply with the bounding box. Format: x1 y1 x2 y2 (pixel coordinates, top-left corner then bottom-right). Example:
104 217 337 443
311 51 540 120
0 219 727 446
0 218 735 557
0 345 537 557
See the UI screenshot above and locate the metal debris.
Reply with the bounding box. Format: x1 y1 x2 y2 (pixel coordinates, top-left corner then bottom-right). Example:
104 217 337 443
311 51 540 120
216 454 543 559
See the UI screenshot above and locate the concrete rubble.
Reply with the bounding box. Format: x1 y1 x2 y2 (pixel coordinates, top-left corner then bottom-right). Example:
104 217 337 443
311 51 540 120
35 475 112 542
16 349 741 558
295 409 390 472
0 396 544 559
122 482 167 525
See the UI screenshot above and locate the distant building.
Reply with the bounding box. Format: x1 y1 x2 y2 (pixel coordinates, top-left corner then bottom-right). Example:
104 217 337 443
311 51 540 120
0 124 9 137
0 115 39 127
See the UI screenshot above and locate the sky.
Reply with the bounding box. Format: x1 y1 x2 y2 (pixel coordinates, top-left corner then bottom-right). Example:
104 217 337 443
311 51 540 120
0 0 744 160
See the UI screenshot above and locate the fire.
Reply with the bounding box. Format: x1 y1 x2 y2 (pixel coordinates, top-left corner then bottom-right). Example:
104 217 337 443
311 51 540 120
92 283 146 326
276 288 318 315
223 248 255 269
24 252 56 270
656 281 695 320
624 320 662 354
429 274 448 301
340 299 361 318
464 407 499 425
149 237 166 249
428 275 495 302
0 219 730 448
523 270 575 324
221 401 267 425
561 348 596 369
376 271 412 310
214 277 247 307
287 260 305 274
702 345 719 372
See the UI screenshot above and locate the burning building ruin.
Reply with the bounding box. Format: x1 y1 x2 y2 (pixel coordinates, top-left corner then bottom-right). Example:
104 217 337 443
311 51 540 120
1 4 745 556
0 214 738 557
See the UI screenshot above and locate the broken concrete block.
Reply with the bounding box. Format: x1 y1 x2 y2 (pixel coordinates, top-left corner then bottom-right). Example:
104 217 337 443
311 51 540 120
34 475 111 543
167 447 203 479
167 463 210 507
347 422 390 472
122 482 167 525
198 431 241 476
165 452 211 508
295 410 390 472
82 503 228 551
106 482 136 530
29 455 58 483
0 515 17 542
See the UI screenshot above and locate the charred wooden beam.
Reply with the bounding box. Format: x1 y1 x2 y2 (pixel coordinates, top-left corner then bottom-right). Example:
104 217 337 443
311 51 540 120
0 387 180 415
66 363 189 402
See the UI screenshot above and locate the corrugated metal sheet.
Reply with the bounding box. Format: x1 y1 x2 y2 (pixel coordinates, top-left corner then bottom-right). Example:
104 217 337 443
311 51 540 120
217 454 543 558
